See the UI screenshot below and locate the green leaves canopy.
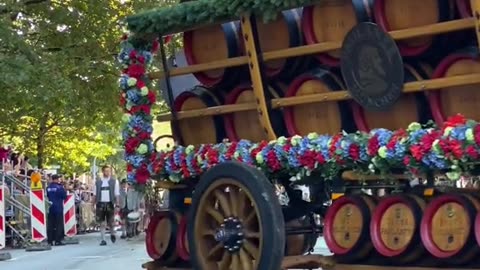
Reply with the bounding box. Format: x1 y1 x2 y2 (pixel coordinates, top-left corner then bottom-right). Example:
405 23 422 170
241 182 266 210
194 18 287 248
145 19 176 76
126 0 321 38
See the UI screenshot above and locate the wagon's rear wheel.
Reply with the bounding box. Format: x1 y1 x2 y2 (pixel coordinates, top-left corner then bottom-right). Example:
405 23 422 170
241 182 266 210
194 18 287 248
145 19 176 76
187 162 285 270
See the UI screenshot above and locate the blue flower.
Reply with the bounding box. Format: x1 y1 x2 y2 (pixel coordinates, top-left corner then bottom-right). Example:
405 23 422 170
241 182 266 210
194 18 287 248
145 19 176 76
126 89 140 103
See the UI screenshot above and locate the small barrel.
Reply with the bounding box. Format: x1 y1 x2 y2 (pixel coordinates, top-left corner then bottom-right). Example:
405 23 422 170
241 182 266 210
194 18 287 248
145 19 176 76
351 63 433 131
370 194 426 263
284 69 356 136
324 195 377 262
173 86 226 145
145 210 182 265
456 0 472 18
176 215 189 261
183 22 244 87
427 48 480 124
420 193 480 263
285 215 319 256
302 0 374 67
255 9 306 79
374 0 454 57
224 83 286 141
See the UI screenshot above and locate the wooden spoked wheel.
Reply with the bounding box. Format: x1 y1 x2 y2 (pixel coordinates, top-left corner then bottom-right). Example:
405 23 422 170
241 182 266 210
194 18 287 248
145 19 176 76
188 162 285 270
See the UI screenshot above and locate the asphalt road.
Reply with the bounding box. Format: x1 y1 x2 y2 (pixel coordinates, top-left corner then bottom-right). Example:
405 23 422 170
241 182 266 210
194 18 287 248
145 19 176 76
0 233 331 270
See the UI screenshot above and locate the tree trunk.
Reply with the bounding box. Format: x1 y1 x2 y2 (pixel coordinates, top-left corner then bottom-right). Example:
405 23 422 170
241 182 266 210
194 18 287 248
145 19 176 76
36 115 48 169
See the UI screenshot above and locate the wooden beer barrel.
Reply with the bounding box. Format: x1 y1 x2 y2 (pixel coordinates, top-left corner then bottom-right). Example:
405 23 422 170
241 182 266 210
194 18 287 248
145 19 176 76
176 215 189 261
456 0 472 17
302 0 374 67
374 0 454 57
285 216 319 256
324 195 376 262
370 194 426 263
255 9 306 79
351 63 433 131
427 48 480 124
146 210 182 265
173 86 226 145
183 22 244 87
420 194 480 263
224 83 286 141
283 69 356 136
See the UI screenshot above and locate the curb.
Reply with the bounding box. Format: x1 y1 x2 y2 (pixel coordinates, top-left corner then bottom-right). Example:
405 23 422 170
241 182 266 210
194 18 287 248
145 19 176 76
64 238 80 245
0 252 12 261
25 243 52 252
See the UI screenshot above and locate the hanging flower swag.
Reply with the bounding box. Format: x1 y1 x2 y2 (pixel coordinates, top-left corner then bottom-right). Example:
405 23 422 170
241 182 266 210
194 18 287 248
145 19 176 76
117 35 159 186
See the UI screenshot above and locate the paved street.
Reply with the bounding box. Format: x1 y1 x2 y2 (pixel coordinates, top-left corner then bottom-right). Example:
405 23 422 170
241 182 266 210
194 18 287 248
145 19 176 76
0 233 331 270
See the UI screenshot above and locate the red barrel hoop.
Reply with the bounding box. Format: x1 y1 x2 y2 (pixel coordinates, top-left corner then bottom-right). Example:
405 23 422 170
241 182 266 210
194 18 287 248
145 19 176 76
420 194 479 260
456 0 472 18
176 215 190 261
374 0 454 57
427 48 480 124
324 195 376 262
370 194 426 261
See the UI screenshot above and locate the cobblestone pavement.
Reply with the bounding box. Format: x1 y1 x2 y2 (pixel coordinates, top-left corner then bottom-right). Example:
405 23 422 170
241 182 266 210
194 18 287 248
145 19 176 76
0 233 331 270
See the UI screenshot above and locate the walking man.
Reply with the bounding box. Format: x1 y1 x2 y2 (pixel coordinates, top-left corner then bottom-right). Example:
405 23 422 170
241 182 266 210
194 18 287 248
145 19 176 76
46 174 66 246
92 165 120 246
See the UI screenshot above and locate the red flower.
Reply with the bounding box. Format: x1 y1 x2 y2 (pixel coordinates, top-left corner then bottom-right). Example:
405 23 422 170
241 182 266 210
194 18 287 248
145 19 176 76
129 50 137 59
151 40 160 53
136 164 150 185
465 145 478 159
138 132 151 140
443 114 466 130
126 163 133 172
299 150 316 170
449 140 463 159
147 91 156 103
410 145 424 161
126 64 145 79
403 156 411 166
125 137 141 154
329 135 342 156
266 150 281 171
367 135 380 156
119 95 126 106
130 105 151 115
349 144 360 161
136 80 146 89
474 124 480 145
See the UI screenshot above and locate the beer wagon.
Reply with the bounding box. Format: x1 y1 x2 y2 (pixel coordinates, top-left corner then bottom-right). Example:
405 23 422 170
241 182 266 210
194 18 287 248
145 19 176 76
117 0 480 269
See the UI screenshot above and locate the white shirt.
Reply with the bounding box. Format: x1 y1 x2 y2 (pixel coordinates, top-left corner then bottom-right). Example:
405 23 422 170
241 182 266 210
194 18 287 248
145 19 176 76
92 178 120 203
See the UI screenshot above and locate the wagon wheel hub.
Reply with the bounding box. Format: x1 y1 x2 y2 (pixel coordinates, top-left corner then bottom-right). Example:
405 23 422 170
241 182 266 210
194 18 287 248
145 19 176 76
214 217 245 252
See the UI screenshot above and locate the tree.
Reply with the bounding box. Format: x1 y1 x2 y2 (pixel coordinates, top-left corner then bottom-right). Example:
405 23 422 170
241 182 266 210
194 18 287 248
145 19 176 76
0 0 178 170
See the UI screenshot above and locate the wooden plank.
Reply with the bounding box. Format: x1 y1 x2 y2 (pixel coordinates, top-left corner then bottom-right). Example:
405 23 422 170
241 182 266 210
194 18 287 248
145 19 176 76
148 18 474 80
156 73 480 122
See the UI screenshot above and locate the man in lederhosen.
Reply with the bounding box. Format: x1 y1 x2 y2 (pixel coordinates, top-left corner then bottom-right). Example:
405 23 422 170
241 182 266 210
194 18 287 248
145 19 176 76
92 165 120 246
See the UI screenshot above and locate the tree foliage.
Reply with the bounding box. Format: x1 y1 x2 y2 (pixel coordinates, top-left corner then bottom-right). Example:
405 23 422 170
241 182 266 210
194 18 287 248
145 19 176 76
0 0 178 173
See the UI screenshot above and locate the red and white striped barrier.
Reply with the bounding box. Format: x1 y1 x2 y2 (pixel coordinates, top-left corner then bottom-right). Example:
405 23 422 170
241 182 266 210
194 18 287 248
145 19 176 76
0 183 5 249
30 186 47 242
63 194 77 237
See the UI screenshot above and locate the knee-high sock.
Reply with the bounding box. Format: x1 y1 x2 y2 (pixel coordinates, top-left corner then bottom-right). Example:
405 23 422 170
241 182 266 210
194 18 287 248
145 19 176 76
100 223 106 241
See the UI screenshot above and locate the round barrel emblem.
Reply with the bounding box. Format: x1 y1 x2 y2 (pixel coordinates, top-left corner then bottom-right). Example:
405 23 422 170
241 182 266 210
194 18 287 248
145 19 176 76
331 203 363 249
431 202 470 252
379 203 416 251
340 22 404 111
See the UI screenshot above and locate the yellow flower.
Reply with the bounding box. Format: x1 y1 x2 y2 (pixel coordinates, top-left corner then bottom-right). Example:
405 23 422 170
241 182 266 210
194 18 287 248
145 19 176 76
378 146 387 158
307 133 318 140
407 122 421 132
466 128 474 142
185 145 195 154
255 152 264 164
277 136 287 145
127 77 137 86
140 86 149 96
121 113 131 123
136 144 148 154
443 127 453 136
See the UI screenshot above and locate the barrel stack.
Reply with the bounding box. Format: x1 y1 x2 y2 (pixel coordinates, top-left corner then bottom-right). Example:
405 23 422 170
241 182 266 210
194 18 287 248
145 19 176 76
157 0 480 268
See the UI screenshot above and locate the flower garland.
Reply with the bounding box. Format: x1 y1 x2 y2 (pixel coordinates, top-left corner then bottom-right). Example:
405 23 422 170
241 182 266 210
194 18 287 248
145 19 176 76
117 35 159 185
151 114 480 183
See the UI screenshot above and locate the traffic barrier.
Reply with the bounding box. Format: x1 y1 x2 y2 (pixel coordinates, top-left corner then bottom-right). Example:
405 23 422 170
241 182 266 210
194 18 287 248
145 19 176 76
63 193 79 245
26 172 51 251
0 182 11 261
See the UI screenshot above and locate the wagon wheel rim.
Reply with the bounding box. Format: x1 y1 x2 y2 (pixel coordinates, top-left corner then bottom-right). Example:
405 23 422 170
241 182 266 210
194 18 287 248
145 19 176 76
194 178 263 270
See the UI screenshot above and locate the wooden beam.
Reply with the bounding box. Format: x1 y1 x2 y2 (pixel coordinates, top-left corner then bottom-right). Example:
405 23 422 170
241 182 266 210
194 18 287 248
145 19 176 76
472 0 480 49
239 15 277 141
156 73 480 122
148 18 475 80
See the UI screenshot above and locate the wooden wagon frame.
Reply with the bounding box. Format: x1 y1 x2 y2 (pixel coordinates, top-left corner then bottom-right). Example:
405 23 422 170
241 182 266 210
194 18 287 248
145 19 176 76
122 0 480 270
